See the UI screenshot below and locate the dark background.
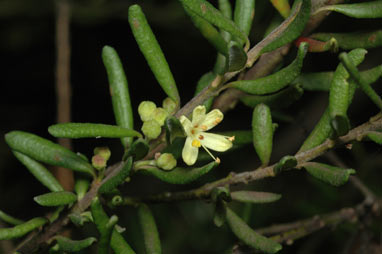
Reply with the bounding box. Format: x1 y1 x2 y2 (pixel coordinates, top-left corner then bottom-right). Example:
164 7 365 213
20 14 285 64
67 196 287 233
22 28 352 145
0 0 381 253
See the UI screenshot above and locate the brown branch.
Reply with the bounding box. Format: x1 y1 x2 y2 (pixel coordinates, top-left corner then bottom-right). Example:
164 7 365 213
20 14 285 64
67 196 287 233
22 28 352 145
54 0 74 191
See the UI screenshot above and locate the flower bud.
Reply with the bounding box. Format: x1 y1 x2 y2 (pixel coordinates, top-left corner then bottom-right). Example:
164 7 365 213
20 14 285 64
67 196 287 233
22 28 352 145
138 101 157 122
141 119 161 139
94 147 111 161
162 97 177 114
152 107 169 126
92 154 107 170
156 153 177 170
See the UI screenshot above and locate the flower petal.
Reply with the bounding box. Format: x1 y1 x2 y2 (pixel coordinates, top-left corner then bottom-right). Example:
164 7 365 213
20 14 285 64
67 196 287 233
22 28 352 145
192 106 206 126
182 137 199 166
201 109 223 131
180 115 193 136
200 132 232 152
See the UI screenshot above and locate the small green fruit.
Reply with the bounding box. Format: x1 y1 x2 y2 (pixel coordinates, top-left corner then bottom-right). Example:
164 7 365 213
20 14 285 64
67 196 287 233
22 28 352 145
162 97 177 114
141 120 161 139
156 153 177 170
94 147 111 161
152 108 169 126
138 101 157 122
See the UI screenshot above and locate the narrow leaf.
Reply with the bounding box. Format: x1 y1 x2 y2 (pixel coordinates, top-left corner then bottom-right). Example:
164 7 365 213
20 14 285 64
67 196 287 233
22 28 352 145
195 72 217 111
179 0 248 45
125 138 149 160
316 1 382 18
227 40 248 72
366 131 382 144
48 123 142 139
99 157 133 194
231 42 308 95
91 197 136 254
0 209 24 226
269 0 291 18
311 30 382 50
137 161 217 184
5 131 94 176
247 0 311 65
12 151 64 192
213 200 227 227
329 48 367 136
295 36 338 52
252 104 273 166
231 191 281 204
241 83 303 108
304 162 355 186
0 217 47 240
184 6 229 56
137 204 162 254
226 207 282 253
102 46 134 148
34 191 77 207
339 52 382 110
56 236 97 252
296 71 333 91
128 5 180 104
234 0 256 38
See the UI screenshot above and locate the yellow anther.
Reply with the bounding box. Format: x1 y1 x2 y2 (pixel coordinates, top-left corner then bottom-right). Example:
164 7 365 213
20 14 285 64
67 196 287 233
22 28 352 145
201 125 208 130
192 139 201 147
228 136 235 142
215 157 221 164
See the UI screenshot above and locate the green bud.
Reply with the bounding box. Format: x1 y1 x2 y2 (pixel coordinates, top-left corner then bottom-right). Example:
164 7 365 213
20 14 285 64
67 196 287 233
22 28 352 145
152 107 169 126
92 154 107 170
94 147 111 161
141 120 161 140
162 97 177 114
156 153 177 170
138 101 157 122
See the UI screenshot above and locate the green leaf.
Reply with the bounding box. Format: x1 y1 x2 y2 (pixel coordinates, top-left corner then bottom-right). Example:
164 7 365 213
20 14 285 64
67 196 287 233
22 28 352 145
231 42 308 95
329 48 367 136
137 204 162 254
366 131 382 144
34 191 77 207
315 1 382 18
74 177 90 200
252 104 273 166
165 116 185 145
48 123 142 139
5 131 95 177
125 138 149 161
56 236 97 252
12 151 64 192
296 71 333 91
311 30 382 50
137 161 217 184
0 209 24 226
339 52 382 110
128 5 180 105
102 46 134 148
226 207 282 253
233 0 256 38
0 217 47 240
184 6 229 56
213 200 227 227
247 0 311 65
91 197 136 254
304 162 356 186
226 40 248 72
273 155 297 174
299 108 333 152
241 83 304 108
179 0 248 45
231 191 281 204
99 157 133 194
195 72 217 111
269 0 291 18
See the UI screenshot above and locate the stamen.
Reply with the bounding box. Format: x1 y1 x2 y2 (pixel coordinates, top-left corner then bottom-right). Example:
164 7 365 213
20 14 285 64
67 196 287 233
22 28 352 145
201 144 217 162
199 135 204 140
215 157 221 164
192 139 201 147
201 125 207 130
191 129 195 134
228 136 235 142
214 118 222 125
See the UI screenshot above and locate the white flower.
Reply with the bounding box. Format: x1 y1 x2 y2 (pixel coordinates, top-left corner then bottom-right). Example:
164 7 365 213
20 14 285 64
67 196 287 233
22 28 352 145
180 105 234 166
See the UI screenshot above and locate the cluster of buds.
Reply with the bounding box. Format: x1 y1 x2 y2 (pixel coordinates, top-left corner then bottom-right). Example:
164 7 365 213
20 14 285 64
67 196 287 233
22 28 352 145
138 97 176 140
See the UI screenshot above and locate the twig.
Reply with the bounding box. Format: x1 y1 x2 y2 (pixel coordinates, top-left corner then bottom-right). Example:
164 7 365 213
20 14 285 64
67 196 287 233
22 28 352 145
54 0 74 191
